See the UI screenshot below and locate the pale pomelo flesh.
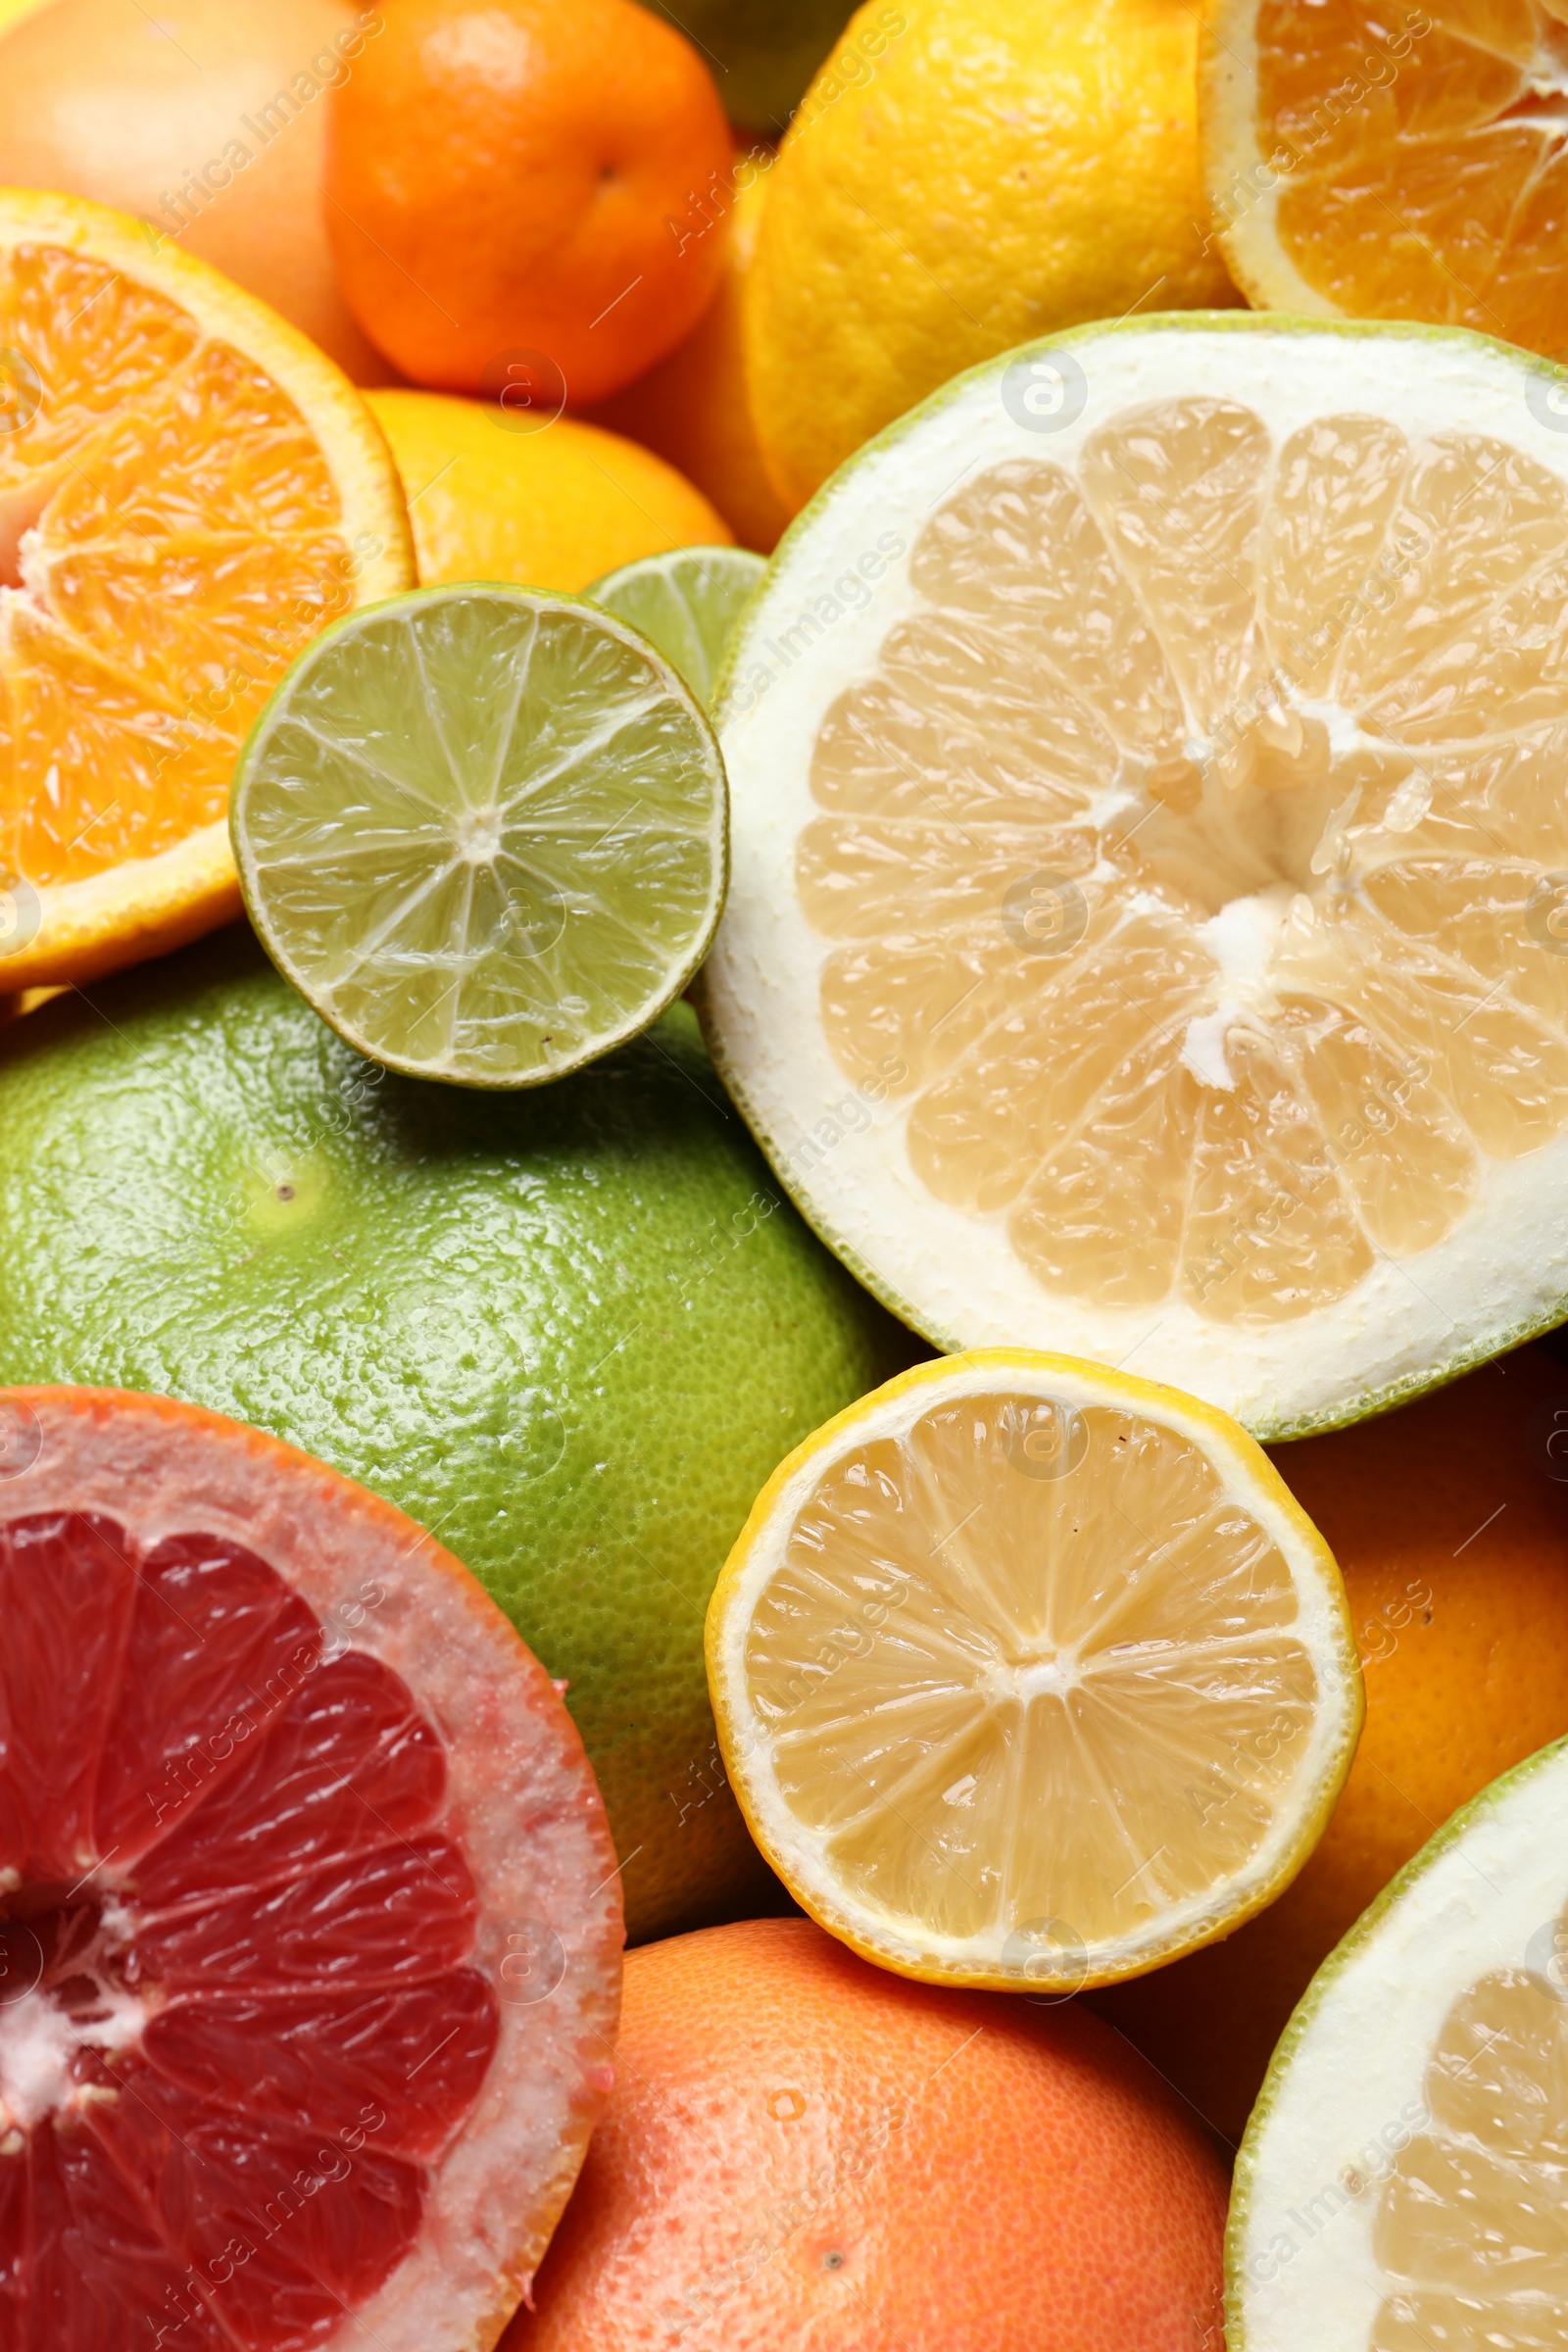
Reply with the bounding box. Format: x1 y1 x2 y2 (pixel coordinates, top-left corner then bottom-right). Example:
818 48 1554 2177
1230 1732 1568 2351
703 315 1568 1436
0 1384 622 2348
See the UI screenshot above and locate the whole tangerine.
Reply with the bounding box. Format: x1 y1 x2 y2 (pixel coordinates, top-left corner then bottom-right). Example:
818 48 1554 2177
323 0 734 404
504 1915 1229 2350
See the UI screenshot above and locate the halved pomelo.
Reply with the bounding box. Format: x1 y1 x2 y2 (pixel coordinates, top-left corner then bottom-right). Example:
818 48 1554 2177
1228 1732 1568 2350
1200 0 1568 355
699 314 1568 1437
0 187 411 992
706 1350 1362 1993
0 1385 622 2348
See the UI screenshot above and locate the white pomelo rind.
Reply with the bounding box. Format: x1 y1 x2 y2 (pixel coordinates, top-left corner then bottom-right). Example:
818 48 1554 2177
708 1350 1362 1988
1228 1733 1568 2349
700 312 1568 1441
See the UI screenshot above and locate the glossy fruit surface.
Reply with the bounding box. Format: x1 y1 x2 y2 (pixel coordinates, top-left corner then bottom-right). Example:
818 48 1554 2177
368 390 732 592
0 931 908 1941
324 0 733 403
0 1382 621 2346
506 1916 1230 2351
590 166 793 551
746 0 1237 506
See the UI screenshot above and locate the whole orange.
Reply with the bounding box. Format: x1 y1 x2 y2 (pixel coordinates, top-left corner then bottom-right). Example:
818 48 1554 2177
0 0 395 382
589 160 793 553
1092 1341 1568 2146
323 0 733 405
505 1916 1228 2350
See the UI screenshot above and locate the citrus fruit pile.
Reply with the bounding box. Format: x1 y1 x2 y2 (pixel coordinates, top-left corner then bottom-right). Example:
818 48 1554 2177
3 0 1568 2341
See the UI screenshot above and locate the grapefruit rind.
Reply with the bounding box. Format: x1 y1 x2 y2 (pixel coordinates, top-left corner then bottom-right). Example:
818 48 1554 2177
697 310 1568 1440
1226 1732 1568 2351
0 187 413 994
0 1384 622 2351
706 1348 1363 1993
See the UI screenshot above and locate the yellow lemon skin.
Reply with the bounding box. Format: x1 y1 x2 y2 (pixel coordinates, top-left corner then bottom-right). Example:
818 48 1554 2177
590 167 794 553
746 0 1241 508
367 390 733 594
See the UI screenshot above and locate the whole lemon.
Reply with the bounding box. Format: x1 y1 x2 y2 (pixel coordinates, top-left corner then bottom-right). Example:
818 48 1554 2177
368 389 733 591
746 0 1239 506
0 931 911 1940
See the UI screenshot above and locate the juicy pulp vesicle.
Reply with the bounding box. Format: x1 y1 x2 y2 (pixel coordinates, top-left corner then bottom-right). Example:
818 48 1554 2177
0 1507 496 2348
802 395 1568 1327
0 239 357 891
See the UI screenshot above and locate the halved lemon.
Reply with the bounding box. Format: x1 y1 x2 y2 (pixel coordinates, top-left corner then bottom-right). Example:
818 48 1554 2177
1229 1733 1568 2350
0 188 411 990
706 1350 1362 1993
699 314 1568 1437
1201 0 1568 353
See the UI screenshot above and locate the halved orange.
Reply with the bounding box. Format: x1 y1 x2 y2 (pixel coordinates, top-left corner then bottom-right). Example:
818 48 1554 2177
1201 0 1568 351
0 1384 622 2348
0 188 411 991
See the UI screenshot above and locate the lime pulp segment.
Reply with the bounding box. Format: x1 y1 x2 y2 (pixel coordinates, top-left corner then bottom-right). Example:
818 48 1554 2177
231 584 728 1088
587 545 766 710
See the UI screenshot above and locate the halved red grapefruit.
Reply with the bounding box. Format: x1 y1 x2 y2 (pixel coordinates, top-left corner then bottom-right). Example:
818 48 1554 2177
0 1385 623 2349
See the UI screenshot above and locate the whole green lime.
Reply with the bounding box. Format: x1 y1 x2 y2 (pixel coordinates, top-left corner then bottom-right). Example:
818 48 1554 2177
639 0 853 136
0 930 910 1938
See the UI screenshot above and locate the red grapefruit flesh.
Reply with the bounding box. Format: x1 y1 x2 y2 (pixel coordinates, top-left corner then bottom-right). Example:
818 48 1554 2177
0 1387 623 2351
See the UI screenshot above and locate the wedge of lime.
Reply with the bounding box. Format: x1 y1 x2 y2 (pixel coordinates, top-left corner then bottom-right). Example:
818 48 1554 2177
587 545 765 710
230 583 727 1088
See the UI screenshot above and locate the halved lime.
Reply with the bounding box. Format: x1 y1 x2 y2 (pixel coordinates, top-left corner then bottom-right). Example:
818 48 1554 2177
230 583 728 1088
587 545 766 710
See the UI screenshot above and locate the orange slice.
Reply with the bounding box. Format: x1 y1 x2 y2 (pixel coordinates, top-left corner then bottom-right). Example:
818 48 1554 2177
699 314 1568 1438
0 189 411 991
1200 0 1568 352
0 1383 622 2348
